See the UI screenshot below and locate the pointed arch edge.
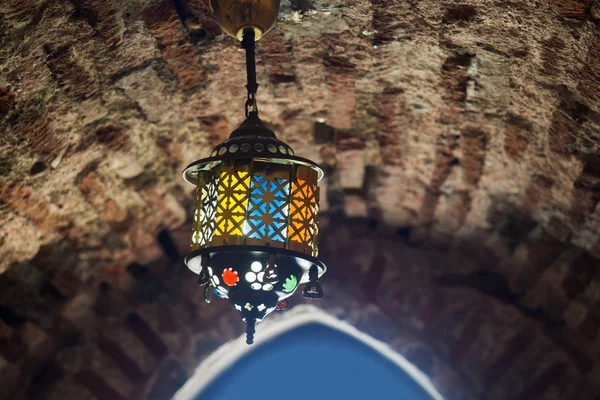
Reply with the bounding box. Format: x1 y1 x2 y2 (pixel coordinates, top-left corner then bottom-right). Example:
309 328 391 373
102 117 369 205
174 305 444 400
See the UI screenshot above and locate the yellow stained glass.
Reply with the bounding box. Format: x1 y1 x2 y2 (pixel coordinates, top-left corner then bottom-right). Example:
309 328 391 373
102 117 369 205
215 170 250 238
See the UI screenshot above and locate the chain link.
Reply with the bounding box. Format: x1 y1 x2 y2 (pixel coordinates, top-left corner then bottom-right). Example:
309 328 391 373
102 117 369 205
245 93 257 117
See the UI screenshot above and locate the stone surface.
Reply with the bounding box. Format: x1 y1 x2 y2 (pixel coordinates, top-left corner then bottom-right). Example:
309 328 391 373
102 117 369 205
1 0 600 399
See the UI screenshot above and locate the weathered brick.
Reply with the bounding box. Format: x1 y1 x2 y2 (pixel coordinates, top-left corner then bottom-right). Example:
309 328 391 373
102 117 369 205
78 172 129 231
143 1 204 89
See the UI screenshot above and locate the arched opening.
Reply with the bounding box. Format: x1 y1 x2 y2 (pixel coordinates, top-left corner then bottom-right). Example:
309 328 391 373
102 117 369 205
175 306 443 400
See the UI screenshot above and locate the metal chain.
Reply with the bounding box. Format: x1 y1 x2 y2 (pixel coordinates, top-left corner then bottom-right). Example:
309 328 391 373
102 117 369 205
245 93 257 118
241 27 259 118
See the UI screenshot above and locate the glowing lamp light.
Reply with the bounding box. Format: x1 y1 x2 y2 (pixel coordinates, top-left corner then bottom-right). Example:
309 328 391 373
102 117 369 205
183 1 326 345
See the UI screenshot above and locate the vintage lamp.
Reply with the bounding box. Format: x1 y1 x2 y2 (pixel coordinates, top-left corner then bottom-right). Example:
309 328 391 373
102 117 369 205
183 0 326 345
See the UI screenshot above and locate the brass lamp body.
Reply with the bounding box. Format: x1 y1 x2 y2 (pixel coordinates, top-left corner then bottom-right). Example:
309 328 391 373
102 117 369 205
183 3 326 345
209 0 281 40
183 115 327 344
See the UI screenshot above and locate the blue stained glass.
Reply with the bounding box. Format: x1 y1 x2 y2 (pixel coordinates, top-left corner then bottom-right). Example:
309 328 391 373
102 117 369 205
247 175 290 242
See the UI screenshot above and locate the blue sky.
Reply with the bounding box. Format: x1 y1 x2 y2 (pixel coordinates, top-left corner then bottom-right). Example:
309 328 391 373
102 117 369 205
196 323 436 400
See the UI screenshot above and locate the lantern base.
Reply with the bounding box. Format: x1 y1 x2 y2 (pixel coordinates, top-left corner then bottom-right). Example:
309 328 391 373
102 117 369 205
186 246 326 286
187 246 326 344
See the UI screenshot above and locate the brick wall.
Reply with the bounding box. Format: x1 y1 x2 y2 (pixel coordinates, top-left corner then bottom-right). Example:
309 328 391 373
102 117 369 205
1 0 600 398
1 218 600 400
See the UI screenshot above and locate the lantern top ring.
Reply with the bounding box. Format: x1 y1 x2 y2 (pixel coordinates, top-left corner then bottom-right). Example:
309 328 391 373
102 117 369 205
182 129 325 186
183 153 324 186
183 111 324 185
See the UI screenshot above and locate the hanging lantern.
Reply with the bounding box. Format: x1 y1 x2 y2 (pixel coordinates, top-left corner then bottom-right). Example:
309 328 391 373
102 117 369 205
183 2 326 345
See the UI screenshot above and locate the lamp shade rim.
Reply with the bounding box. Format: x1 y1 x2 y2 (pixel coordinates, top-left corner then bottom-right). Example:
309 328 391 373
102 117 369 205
183 155 324 185
185 245 327 280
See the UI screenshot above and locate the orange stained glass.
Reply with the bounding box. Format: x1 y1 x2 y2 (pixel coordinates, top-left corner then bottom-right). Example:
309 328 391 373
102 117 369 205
222 268 240 286
215 170 250 238
288 178 317 245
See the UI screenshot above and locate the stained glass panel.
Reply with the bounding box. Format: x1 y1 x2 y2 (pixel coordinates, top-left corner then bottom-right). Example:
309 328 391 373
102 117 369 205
215 170 251 238
246 175 290 242
288 178 318 250
190 163 320 256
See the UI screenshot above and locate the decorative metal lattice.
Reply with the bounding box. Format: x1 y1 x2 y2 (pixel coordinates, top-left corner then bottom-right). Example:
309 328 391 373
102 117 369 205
289 178 318 250
215 169 251 239
191 174 218 249
190 161 319 256
247 175 290 242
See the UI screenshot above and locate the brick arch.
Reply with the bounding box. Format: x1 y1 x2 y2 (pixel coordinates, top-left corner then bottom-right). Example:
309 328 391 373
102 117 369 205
175 304 444 400
0 0 599 397
2 218 599 400
317 218 599 400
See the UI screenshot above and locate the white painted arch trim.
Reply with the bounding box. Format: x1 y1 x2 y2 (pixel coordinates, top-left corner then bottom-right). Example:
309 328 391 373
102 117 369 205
174 305 444 400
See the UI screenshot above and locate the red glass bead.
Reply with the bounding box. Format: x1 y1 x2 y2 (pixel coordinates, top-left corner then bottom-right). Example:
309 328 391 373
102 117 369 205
276 299 287 310
222 268 239 286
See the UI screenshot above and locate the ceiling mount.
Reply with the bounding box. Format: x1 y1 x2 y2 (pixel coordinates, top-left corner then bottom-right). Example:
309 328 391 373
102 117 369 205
209 0 281 41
